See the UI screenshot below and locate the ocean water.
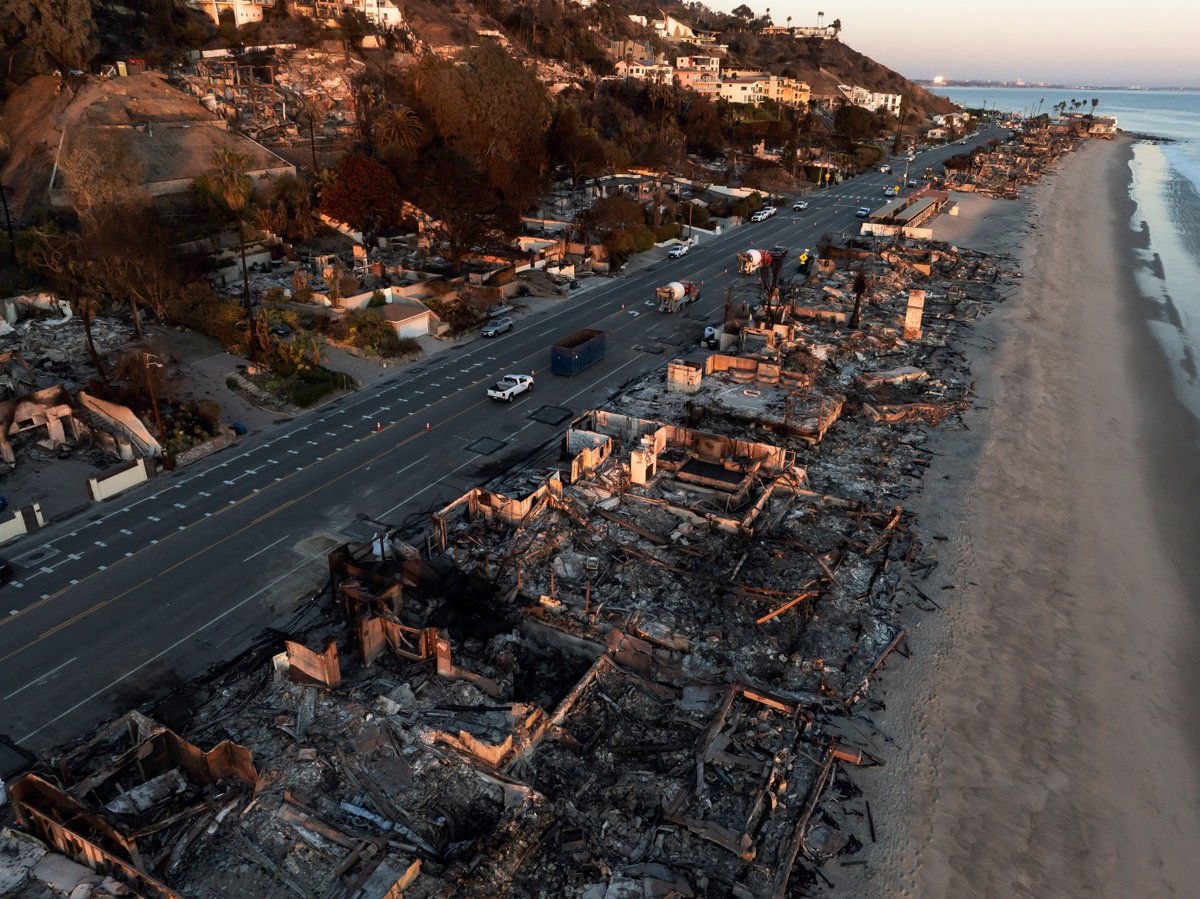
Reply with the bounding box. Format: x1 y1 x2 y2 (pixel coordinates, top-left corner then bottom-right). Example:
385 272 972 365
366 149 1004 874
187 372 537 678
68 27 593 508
936 87 1200 422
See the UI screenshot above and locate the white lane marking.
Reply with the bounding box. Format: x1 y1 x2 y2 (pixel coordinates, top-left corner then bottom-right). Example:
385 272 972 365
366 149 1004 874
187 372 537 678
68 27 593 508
9 200 815 557
4 657 78 701
377 456 472 519
16 551 329 746
243 533 290 562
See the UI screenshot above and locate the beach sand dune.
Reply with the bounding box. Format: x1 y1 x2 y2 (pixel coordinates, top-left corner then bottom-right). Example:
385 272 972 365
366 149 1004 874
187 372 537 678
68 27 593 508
845 137 1200 897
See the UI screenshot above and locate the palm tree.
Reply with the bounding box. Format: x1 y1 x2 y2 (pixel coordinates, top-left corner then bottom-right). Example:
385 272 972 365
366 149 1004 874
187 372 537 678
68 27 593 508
850 270 870 329
818 10 824 28
787 15 792 32
830 18 842 38
208 148 258 357
372 105 425 157
1090 97 1099 115
297 96 326 176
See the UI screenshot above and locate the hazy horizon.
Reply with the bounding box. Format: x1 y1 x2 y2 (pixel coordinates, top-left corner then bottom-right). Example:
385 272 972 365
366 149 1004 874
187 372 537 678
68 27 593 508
696 1 1199 88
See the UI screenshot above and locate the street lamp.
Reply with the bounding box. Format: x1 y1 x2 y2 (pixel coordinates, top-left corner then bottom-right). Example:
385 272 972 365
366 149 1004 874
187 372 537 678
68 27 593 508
142 352 165 445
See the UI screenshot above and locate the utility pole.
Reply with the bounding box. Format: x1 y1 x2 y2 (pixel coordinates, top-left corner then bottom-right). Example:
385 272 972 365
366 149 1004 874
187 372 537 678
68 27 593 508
142 353 165 443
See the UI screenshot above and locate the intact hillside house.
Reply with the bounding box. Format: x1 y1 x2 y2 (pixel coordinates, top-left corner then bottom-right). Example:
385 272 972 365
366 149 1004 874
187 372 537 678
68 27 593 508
615 58 673 83
187 0 274 26
838 84 902 117
311 0 404 26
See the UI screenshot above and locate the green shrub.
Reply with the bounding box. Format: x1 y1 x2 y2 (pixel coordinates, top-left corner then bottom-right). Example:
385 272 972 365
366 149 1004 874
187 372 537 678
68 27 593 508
631 225 655 253
198 400 221 428
226 375 240 391
292 380 336 408
368 289 387 308
654 222 682 242
423 297 484 336
395 337 421 357
686 204 711 229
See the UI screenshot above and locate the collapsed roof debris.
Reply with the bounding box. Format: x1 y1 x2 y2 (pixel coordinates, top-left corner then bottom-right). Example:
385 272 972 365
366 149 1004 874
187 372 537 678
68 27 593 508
3 231 1018 895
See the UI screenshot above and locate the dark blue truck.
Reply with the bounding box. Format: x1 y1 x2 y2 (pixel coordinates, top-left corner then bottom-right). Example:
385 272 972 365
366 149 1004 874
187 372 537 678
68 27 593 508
551 328 606 376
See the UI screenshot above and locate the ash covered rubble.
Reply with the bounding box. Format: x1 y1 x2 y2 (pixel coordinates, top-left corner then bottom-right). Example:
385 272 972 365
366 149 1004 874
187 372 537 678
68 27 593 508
1 237 1015 896
942 127 1079 198
0 296 161 477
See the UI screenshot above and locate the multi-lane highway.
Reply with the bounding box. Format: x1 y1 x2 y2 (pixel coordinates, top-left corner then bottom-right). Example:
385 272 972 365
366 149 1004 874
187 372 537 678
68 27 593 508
0 128 1004 758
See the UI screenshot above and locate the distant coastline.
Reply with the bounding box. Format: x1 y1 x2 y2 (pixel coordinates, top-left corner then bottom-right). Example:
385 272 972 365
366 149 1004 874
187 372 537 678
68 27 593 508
917 80 1200 92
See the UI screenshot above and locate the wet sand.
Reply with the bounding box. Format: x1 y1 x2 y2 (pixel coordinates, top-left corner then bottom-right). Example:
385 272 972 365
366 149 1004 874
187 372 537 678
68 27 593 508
844 137 1200 896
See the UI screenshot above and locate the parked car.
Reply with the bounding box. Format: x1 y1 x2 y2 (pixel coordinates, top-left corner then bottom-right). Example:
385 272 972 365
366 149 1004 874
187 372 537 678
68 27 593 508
879 164 892 173
908 179 919 187
761 205 778 217
481 317 514 338
792 200 809 211
855 207 871 218
668 242 690 258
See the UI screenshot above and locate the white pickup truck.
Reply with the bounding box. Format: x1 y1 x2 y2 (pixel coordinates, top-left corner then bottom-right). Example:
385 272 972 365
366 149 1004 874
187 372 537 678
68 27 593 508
487 373 534 401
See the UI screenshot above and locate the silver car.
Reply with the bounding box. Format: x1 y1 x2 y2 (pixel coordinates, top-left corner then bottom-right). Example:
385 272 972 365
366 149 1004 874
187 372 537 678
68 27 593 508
481 317 514 337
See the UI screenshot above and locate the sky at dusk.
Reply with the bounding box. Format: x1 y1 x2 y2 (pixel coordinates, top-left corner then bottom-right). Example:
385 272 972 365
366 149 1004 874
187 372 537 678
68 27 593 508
696 1 1198 87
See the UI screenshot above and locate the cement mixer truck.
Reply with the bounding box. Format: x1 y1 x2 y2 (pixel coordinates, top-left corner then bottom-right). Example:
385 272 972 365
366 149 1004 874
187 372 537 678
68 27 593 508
656 280 701 313
738 246 791 275
737 248 770 274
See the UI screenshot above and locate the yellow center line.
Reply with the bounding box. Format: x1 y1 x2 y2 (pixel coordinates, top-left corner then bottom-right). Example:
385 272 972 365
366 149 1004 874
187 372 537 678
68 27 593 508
0 301 658 666
0 394 492 664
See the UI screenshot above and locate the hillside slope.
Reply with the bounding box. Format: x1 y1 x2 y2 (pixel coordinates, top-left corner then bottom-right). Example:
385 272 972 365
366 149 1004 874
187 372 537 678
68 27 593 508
754 36 956 119
400 1 953 121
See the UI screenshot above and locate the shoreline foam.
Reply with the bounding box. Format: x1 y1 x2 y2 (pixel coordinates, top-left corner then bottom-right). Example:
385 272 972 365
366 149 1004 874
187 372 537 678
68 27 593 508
839 135 1200 897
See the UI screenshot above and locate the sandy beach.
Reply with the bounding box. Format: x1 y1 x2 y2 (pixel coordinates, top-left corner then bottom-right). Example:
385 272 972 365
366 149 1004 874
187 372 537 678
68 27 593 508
841 137 1200 896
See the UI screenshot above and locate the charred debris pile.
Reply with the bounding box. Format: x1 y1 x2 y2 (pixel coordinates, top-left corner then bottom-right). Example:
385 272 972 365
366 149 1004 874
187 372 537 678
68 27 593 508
2 238 1017 897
